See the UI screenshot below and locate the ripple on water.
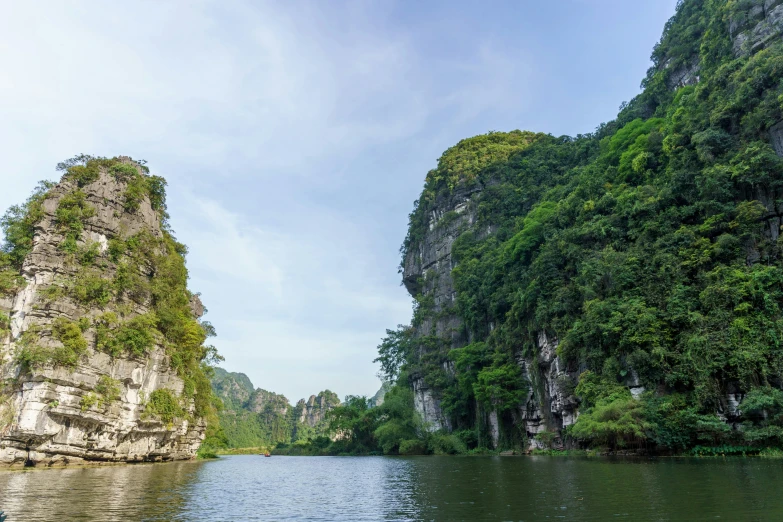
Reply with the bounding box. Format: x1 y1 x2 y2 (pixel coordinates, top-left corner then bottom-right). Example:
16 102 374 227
1 456 783 520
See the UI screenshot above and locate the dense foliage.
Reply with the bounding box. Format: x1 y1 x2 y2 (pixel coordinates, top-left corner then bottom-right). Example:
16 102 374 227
210 368 341 450
380 0 783 454
274 382 471 456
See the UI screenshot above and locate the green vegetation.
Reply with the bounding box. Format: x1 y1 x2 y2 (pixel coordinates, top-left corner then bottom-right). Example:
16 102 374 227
94 312 158 357
81 375 122 412
1 180 54 273
272 383 489 456
0 312 9 337
2 154 222 454
376 0 783 455
144 388 184 424
209 369 356 452
15 319 88 369
0 254 24 296
55 189 96 254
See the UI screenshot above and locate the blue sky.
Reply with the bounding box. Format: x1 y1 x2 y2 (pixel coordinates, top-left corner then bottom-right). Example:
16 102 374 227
0 0 678 402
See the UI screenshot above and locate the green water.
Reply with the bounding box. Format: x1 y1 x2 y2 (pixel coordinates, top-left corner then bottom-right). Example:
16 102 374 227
1 455 782 520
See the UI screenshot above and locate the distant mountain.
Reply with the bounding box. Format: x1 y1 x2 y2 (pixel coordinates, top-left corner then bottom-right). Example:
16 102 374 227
211 368 340 448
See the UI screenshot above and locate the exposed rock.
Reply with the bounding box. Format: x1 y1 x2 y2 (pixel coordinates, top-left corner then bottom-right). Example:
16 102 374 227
189 294 205 319
769 120 783 158
516 333 579 448
296 391 339 428
413 378 451 432
402 186 482 430
488 410 499 447
0 161 206 467
369 381 391 408
664 57 700 90
730 0 783 56
211 367 254 409
250 389 290 416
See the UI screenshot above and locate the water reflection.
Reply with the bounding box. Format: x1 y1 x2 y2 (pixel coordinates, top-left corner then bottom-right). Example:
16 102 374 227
0 460 202 521
2 455 783 520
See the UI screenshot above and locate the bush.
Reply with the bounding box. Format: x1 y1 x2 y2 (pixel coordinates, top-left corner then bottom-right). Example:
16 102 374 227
80 393 98 411
569 372 650 449
145 388 183 423
427 433 467 455
95 375 122 407
399 439 427 455
65 164 100 187
1 180 53 268
55 190 96 251
0 312 10 336
569 396 650 449
96 313 158 357
69 269 113 307
17 318 91 369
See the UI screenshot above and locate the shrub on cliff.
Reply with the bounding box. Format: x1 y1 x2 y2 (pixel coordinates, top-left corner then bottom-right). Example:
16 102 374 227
385 0 783 453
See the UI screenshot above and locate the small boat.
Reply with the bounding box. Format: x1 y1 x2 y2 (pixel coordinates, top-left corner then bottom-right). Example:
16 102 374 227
264 452 271 457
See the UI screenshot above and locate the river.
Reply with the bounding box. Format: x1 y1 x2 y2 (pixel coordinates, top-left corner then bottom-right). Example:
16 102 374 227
1 455 782 520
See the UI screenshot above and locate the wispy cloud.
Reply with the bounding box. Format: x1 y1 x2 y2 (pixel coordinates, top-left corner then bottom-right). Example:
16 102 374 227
175 192 411 399
0 0 676 399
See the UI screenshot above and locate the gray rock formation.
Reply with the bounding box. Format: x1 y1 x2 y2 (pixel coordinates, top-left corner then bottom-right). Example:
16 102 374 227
250 389 290 416
402 186 483 432
515 333 579 447
402 184 584 447
296 391 339 428
730 0 783 56
0 160 206 467
368 381 391 408
663 57 700 90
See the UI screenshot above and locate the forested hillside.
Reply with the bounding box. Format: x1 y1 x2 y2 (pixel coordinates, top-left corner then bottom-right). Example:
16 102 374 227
211 368 340 449
362 0 783 455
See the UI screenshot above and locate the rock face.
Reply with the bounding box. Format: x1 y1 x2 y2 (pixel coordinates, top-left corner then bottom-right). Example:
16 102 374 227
210 368 341 447
401 179 581 447
211 367 254 409
663 57 700 90
516 333 579 448
0 159 207 467
296 391 340 428
402 186 482 432
368 382 391 408
403 183 586 448
250 389 290 416
730 0 783 56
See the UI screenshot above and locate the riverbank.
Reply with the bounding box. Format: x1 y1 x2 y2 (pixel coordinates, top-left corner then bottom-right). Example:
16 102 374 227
268 445 783 458
215 447 272 456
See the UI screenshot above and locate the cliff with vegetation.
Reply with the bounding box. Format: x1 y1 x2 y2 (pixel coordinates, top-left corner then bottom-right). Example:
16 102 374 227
361 0 783 456
0 156 220 467
211 368 339 449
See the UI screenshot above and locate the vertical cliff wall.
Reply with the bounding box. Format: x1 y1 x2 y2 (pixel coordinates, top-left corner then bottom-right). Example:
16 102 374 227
402 186 481 432
402 178 582 447
397 0 783 452
0 157 213 467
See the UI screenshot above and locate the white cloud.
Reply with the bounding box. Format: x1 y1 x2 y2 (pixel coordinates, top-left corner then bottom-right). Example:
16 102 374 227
172 191 411 399
1 0 674 401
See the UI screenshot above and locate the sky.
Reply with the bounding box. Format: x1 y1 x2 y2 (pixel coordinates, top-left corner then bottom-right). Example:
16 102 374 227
0 0 679 402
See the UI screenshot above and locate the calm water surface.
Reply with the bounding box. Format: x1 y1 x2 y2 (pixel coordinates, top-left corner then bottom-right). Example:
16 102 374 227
1 455 783 520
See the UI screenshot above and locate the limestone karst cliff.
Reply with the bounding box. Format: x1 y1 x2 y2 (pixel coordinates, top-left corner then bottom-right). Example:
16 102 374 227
211 368 339 448
0 156 217 467
385 0 783 453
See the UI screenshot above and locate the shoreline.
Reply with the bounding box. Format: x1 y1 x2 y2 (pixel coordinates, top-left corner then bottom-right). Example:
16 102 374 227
0 455 213 473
